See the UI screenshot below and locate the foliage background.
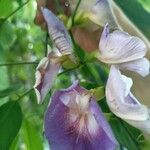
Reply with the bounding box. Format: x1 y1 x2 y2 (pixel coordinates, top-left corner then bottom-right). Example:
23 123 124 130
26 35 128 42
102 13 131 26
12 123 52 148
0 0 150 150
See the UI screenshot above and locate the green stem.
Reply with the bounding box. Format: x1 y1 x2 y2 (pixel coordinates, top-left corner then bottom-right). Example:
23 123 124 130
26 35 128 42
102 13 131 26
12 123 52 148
58 63 83 76
0 61 38 67
71 0 82 26
0 0 31 27
17 88 33 101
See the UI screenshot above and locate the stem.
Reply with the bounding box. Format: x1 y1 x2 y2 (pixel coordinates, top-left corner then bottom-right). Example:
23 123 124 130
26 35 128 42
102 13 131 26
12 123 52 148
0 0 31 27
71 0 82 26
58 64 83 76
17 88 33 101
0 61 38 67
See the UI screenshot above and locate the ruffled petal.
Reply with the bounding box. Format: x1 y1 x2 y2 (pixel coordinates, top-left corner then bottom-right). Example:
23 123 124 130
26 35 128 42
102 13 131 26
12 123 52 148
41 8 73 56
117 58 150 77
45 81 118 150
34 52 60 104
98 25 147 64
106 66 150 133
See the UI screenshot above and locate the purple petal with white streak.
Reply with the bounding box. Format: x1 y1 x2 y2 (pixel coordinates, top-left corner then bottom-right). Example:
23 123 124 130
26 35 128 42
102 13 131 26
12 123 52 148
45 81 118 150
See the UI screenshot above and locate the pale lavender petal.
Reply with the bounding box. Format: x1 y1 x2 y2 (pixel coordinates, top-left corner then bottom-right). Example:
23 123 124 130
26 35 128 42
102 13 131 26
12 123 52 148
90 0 117 28
106 66 150 133
98 25 147 64
117 58 150 77
34 53 60 104
45 81 118 150
41 8 72 55
125 109 150 134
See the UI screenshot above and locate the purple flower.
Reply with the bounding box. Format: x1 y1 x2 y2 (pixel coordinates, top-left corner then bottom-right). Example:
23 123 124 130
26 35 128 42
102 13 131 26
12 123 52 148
44 81 118 150
34 8 76 103
34 51 61 104
98 24 150 77
41 8 73 56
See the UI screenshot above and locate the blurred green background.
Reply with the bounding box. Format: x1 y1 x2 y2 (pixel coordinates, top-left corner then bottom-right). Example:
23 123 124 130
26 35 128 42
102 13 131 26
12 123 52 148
0 0 150 150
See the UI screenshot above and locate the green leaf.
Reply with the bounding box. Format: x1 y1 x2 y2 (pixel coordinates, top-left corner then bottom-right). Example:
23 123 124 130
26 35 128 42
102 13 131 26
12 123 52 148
138 0 150 13
0 21 16 50
109 117 141 150
141 140 150 150
9 135 19 150
0 85 21 98
98 98 110 113
114 0 150 39
22 119 43 150
0 0 14 18
0 101 22 150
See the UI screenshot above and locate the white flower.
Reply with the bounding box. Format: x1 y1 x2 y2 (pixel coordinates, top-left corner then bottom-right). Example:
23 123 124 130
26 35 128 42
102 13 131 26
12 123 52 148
106 66 150 134
98 24 150 77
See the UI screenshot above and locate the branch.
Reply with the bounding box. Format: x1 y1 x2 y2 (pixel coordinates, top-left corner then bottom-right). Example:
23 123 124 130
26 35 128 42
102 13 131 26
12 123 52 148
0 0 31 27
0 61 38 67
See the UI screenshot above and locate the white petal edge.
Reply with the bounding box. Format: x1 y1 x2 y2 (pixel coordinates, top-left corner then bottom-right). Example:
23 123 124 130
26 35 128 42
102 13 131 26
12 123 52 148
118 58 150 77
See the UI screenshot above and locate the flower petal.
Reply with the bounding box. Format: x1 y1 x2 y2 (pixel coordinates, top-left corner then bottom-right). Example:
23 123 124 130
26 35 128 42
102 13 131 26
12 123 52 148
117 58 150 77
106 66 150 133
45 81 118 150
106 66 149 121
125 110 150 134
41 8 73 56
90 0 117 28
98 25 147 64
34 53 60 104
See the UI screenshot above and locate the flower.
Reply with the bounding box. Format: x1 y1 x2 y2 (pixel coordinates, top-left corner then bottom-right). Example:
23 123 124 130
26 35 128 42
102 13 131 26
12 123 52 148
90 0 117 28
41 7 73 56
34 51 61 104
45 81 118 150
34 8 76 103
106 66 150 134
98 24 150 77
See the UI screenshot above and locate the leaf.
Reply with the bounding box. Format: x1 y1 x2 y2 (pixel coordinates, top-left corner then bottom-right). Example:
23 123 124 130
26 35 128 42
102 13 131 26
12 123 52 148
138 0 150 13
22 119 43 150
0 85 21 98
0 21 16 50
0 0 14 18
141 140 150 150
109 117 141 150
113 0 150 39
98 98 110 113
9 135 19 150
0 101 22 150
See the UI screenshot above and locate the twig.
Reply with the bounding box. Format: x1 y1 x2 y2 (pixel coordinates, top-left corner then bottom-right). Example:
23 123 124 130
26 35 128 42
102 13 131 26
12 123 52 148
0 0 31 27
17 88 33 101
71 0 82 26
0 61 38 67
58 64 83 76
